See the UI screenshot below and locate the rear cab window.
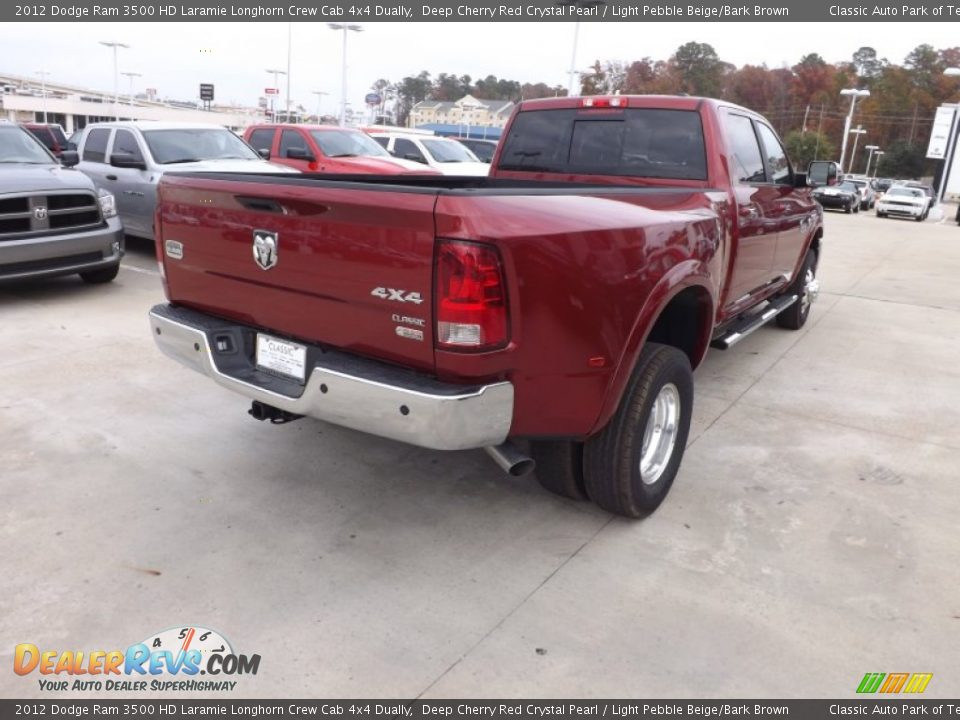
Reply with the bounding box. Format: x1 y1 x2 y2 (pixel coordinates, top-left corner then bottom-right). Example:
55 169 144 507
498 107 707 180
83 128 111 163
248 128 276 155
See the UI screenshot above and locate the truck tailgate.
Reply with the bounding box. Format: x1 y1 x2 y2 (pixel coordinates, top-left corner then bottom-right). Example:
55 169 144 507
157 174 437 371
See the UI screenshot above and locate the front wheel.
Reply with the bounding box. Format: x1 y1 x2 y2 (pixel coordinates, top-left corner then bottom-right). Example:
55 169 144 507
776 250 818 331
844 204 852 214
583 343 693 518
79 264 119 284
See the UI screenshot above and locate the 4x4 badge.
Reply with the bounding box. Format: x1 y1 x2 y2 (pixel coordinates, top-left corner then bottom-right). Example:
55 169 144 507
252 230 278 270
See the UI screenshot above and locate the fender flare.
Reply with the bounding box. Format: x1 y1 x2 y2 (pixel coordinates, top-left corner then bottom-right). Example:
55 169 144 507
588 260 716 436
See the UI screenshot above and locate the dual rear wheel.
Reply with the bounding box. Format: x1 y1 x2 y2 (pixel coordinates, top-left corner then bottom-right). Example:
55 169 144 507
530 343 694 519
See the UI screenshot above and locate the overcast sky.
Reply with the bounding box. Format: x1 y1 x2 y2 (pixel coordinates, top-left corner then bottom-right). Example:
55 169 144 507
2 22 958 114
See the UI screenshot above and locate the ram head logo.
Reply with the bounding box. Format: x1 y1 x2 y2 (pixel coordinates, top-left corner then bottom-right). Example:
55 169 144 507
33 206 48 221
252 230 278 270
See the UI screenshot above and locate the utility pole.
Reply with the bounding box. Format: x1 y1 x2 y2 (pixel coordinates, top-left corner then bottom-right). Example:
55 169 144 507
802 104 810 134
814 105 825 160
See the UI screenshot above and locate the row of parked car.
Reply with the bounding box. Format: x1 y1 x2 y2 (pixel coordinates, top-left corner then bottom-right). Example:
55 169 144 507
812 174 937 221
0 119 501 284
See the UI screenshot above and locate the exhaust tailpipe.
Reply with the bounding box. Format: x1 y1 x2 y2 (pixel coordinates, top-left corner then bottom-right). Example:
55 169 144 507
248 401 302 425
485 442 536 477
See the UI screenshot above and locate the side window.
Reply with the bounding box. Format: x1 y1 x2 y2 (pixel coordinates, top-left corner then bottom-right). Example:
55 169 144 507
248 128 275 154
279 129 309 158
31 128 56 150
111 129 143 161
372 136 389 150
394 138 425 163
724 114 765 184
755 123 792 185
83 128 110 163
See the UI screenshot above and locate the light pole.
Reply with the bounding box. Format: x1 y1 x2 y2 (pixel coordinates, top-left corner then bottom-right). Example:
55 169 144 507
328 23 363 128
567 22 581 96
265 68 287 120
838 88 870 173
847 126 867 175
872 151 885 178
312 90 329 123
285 23 292 123
863 144 879 176
100 41 130 121
120 71 142 109
35 70 51 123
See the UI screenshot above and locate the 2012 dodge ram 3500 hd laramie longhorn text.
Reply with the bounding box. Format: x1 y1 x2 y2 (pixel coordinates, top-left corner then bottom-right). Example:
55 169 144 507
149 95 823 519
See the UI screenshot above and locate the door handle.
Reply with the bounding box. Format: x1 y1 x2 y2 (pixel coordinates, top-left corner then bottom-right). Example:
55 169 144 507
105 174 118 181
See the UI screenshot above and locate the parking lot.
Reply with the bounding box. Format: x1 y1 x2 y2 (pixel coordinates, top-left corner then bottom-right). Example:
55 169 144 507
1 209 958 699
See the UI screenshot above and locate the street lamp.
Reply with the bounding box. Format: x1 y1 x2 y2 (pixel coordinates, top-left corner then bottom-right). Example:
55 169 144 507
265 68 287 119
35 70 51 123
100 41 130 121
847 126 867 175
838 88 870 173
120 71 142 109
872 151 885 178
328 23 363 128
567 22 581 96
863 144 879 176
312 90 329 123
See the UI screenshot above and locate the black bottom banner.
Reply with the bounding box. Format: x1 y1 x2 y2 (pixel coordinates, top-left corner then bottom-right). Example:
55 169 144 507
2 699 958 719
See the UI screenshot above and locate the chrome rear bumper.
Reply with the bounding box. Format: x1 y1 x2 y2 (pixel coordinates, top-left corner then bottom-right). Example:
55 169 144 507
148 304 514 451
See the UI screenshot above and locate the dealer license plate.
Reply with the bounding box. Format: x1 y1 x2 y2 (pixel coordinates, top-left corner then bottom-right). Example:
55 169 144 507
255 334 307 381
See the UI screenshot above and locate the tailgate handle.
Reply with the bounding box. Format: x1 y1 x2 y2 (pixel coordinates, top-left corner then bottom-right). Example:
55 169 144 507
237 196 286 214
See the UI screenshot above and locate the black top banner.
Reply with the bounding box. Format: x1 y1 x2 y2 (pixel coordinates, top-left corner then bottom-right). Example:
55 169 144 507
5 0 958 22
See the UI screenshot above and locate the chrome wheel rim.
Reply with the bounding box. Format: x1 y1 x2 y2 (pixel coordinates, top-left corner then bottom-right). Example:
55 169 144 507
801 267 819 315
639 383 680 485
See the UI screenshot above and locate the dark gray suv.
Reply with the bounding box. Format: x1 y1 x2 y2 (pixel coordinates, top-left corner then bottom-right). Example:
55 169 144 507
0 123 124 283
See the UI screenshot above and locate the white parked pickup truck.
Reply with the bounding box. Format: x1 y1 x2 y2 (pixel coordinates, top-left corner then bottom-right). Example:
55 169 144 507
71 122 297 240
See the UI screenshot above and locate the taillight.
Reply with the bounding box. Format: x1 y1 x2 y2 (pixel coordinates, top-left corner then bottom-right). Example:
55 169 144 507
435 239 508 351
580 96 629 109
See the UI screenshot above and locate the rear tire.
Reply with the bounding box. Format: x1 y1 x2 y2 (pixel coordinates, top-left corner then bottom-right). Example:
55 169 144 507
79 264 119 284
530 440 589 501
583 343 693 519
776 250 817 330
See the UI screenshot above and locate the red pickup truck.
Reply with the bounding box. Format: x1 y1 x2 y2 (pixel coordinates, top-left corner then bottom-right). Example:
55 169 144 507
149 95 822 518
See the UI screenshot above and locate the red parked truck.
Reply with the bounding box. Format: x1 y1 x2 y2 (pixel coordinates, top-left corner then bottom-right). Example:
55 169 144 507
243 124 439 175
150 96 823 518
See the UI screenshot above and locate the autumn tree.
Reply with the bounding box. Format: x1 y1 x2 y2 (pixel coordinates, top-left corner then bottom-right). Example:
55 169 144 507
671 42 727 97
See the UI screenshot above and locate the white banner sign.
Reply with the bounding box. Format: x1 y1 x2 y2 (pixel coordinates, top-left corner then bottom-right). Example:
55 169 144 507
927 105 957 159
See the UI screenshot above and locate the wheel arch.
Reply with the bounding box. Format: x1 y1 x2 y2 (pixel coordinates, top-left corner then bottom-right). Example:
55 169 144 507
589 263 715 436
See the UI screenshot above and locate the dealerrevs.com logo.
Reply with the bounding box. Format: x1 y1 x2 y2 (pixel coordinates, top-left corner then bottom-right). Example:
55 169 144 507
14 626 260 692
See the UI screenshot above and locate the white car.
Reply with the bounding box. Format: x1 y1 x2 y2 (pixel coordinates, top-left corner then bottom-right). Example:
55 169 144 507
369 133 489 176
71 121 297 240
875 186 929 221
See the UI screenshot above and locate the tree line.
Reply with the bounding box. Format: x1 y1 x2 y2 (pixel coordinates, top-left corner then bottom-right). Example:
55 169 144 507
373 42 960 177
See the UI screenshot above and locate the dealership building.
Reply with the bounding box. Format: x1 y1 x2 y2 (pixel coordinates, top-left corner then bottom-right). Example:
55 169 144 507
0 72 259 133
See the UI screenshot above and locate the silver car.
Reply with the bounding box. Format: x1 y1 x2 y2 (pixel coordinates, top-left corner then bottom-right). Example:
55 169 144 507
72 122 297 240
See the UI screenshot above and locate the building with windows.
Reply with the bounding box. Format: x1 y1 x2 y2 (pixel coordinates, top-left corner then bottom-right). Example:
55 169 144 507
0 73 260 134
408 94 513 140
